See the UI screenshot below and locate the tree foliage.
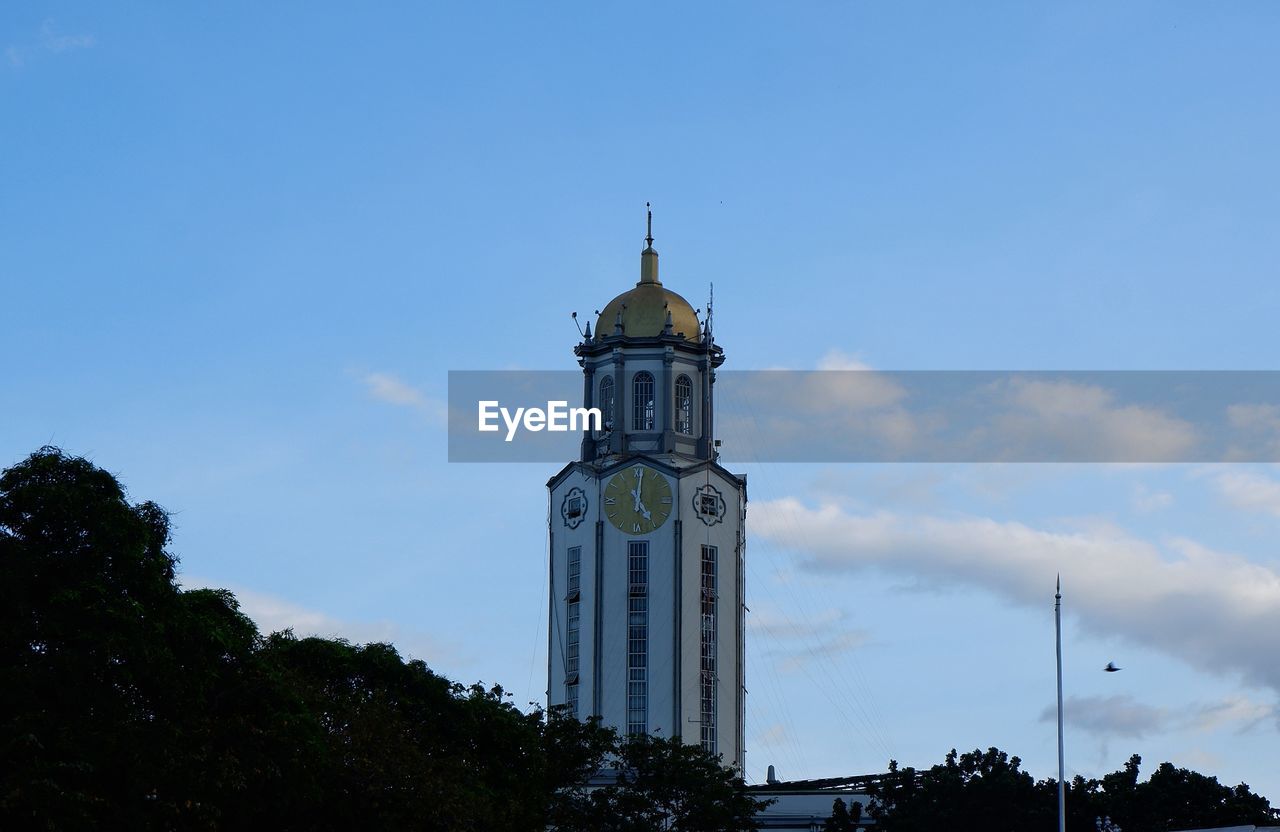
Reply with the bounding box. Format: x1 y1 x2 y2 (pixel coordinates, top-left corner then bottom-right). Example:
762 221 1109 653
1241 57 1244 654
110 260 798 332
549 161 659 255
865 747 1277 832
565 733 769 831
1063 753 1277 832
823 796 864 831
0 448 763 831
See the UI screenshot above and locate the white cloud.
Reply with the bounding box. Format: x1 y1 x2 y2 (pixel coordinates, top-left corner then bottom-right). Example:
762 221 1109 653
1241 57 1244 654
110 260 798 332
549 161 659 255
1038 694 1276 739
1177 747 1224 772
1042 695 1169 738
180 576 457 668
748 605 871 670
1189 696 1276 733
811 353 908 413
717 355 919 458
1222 405 1280 461
720 372 1215 463
1211 469 1280 518
6 19 94 68
817 350 875 372
1132 484 1173 513
1227 404 1280 433
363 372 427 406
752 498 1280 696
361 371 446 425
748 605 845 640
40 20 95 53
984 379 1197 462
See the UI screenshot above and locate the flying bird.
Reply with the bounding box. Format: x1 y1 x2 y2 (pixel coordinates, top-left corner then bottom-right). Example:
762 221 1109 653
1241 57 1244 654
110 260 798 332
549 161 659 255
1104 662 1122 672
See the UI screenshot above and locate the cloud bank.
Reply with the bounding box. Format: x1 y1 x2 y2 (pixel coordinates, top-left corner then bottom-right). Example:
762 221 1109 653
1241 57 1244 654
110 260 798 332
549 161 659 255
752 499 1280 699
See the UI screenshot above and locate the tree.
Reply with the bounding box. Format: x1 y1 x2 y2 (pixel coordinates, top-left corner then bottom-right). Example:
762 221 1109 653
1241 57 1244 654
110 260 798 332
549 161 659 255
2 446 186 826
1 447 763 830
1059 754 1277 832
866 748 1053 832
864 747 1277 832
823 797 864 831
571 733 771 831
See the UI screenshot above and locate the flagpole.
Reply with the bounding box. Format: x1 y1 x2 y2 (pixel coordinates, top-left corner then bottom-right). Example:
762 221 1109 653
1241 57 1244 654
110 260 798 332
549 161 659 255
1055 575 1066 832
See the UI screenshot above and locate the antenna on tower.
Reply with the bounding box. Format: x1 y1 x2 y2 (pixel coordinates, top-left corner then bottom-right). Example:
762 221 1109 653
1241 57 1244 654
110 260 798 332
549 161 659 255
645 202 654 248
705 282 714 341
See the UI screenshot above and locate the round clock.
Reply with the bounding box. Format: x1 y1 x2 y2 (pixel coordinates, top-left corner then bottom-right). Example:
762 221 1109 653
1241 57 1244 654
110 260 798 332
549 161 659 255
604 465 672 535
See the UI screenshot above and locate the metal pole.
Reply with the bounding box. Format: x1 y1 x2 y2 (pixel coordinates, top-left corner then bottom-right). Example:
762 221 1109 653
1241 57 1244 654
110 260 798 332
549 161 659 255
1056 575 1066 832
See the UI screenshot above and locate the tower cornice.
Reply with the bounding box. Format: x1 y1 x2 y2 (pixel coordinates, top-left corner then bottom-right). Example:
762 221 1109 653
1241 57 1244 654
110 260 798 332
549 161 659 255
576 335 725 366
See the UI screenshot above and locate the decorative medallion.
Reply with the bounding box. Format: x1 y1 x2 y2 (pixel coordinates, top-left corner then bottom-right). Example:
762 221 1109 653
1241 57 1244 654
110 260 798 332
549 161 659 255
561 486 588 529
692 483 726 526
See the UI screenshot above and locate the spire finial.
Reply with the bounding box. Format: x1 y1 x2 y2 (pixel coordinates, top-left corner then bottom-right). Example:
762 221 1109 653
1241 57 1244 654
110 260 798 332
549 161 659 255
639 202 660 284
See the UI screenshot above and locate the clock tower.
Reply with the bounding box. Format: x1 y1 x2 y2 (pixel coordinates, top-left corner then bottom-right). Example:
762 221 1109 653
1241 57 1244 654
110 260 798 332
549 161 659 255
547 212 747 769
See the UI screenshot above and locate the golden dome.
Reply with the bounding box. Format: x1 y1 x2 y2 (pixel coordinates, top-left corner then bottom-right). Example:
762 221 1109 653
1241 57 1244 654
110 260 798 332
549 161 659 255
596 244 701 342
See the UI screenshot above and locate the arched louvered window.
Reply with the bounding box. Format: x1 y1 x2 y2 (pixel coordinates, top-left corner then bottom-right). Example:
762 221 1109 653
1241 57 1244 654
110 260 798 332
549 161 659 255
599 376 615 430
675 375 693 435
632 372 655 431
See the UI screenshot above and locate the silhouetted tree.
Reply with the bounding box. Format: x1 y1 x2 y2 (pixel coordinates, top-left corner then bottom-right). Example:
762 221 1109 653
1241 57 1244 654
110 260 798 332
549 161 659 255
865 747 1276 832
572 733 770 831
823 796 864 831
1 448 764 831
867 748 1052 832
1057 753 1276 832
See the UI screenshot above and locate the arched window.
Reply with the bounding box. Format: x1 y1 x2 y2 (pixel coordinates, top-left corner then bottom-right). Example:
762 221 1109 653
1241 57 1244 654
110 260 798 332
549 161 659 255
599 375 615 430
675 375 693 435
632 372 655 431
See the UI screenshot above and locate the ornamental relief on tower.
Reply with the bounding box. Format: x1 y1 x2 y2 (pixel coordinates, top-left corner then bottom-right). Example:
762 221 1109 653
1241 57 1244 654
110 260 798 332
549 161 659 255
692 483 726 526
561 486 587 529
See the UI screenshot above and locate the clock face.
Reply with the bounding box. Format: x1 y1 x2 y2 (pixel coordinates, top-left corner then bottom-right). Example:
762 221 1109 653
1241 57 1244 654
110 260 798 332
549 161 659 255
604 465 673 535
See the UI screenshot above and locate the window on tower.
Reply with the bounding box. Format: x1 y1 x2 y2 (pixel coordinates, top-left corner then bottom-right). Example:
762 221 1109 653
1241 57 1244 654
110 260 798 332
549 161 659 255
632 372 655 431
599 375 615 430
675 374 693 435
700 544 718 754
566 546 581 717
627 540 648 735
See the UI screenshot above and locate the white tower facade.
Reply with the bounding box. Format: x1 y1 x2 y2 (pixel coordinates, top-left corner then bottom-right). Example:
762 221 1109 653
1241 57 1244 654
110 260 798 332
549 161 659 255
547 221 747 768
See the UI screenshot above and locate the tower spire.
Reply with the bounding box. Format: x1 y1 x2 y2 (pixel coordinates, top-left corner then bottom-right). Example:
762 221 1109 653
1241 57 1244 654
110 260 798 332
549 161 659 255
640 202 659 284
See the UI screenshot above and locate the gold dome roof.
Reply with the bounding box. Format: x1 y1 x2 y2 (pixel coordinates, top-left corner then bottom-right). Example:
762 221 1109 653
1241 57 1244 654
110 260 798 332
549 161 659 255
595 244 701 342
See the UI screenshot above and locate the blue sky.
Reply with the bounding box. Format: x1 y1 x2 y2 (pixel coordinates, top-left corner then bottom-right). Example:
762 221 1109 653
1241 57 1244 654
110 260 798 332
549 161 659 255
4 1 1279 796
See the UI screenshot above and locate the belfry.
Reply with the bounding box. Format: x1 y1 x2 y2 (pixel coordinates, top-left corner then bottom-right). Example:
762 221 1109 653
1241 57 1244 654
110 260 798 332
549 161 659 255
546 209 747 768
